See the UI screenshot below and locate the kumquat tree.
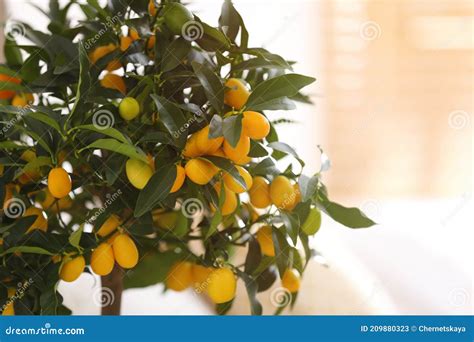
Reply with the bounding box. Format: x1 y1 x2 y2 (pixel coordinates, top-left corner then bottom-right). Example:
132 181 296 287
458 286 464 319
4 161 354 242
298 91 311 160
0 0 375 316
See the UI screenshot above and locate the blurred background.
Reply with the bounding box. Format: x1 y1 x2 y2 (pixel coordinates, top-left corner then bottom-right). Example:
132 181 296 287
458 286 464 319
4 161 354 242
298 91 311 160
1 0 472 315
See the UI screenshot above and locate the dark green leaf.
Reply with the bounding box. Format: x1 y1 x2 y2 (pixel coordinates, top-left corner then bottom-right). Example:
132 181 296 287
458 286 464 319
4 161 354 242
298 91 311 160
317 191 376 228
79 139 147 162
236 269 263 315
250 158 280 176
134 164 177 217
162 38 191 73
246 74 315 109
68 43 91 126
191 61 224 112
298 174 319 202
209 114 223 138
222 114 242 148
203 156 246 189
244 237 262 274
124 251 182 289
248 140 268 158
150 94 188 148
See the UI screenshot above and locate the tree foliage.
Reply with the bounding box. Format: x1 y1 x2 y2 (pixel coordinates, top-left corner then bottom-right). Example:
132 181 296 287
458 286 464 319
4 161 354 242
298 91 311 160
0 0 374 315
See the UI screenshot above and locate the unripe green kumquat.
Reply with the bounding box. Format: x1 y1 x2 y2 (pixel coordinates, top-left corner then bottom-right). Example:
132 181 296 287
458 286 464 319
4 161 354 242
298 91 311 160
119 97 140 121
126 158 153 190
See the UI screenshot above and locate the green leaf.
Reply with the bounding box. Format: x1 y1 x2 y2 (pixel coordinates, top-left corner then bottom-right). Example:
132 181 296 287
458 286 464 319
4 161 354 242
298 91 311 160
244 48 292 70
0 216 36 234
191 61 224 113
248 140 268 158
298 174 319 202
4 38 23 66
203 156 246 189
317 191 376 228
40 288 60 315
134 164 177 217
0 246 54 257
173 210 190 238
205 185 226 239
73 124 130 144
27 112 64 136
268 141 304 166
209 114 223 138
79 139 147 163
280 211 300 245
244 237 262 274
248 97 296 112
124 251 182 289
233 57 291 71
219 0 248 47
20 156 52 174
0 81 25 93
162 38 191 73
196 21 231 52
219 0 240 41
250 158 280 176
246 74 315 109
236 269 263 315
68 225 84 252
150 95 188 148
272 227 290 278
68 43 91 126
222 115 242 148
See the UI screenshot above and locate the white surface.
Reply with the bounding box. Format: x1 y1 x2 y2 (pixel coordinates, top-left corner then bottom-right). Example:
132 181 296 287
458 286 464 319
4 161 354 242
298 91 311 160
317 197 474 315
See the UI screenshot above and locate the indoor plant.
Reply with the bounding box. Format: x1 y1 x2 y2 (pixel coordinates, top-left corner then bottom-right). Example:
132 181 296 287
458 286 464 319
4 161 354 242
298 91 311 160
0 0 374 315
